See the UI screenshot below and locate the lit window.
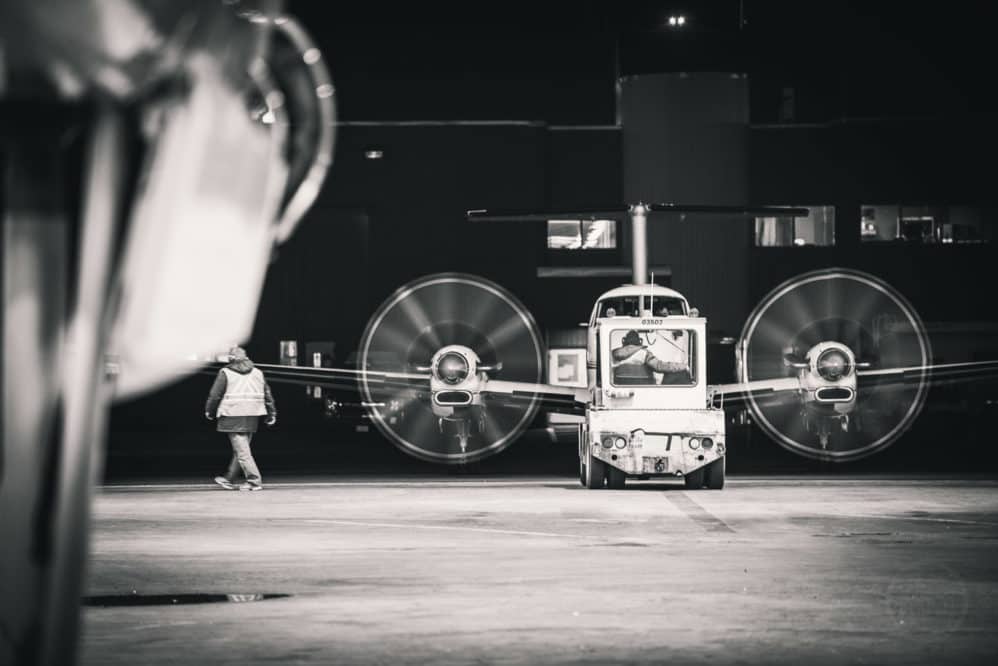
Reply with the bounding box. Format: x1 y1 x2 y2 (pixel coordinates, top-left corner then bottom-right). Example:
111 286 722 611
547 219 617 249
861 205 992 244
755 206 835 247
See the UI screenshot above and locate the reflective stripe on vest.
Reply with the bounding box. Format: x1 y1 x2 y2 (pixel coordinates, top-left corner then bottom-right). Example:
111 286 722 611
218 368 267 416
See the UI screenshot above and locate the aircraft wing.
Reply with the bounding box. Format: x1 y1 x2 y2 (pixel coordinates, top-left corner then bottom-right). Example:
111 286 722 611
467 208 630 222
647 204 810 216
481 380 589 415
857 359 998 392
467 204 809 223
198 361 430 399
707 359 998 408
708 377 801 408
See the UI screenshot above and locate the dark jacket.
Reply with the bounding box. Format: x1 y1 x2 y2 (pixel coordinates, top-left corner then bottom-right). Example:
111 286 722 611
205 358 277 432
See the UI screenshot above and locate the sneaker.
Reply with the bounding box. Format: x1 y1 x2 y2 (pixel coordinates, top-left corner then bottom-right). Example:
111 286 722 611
213 476 237 490
239 483 263 491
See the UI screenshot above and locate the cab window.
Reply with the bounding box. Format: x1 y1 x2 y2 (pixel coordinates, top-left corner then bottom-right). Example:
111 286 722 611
597 296 687 318
609 328 696 387
649 296 687 316
598 296 641 318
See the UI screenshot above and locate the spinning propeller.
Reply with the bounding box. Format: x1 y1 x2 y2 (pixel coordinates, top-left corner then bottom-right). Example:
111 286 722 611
737 268 931 461
358 273 545 464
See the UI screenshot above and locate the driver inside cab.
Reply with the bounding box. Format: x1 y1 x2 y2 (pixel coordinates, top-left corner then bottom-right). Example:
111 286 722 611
612 330 691 385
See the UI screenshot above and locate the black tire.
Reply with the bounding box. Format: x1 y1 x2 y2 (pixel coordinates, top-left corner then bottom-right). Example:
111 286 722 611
578 455 587 487
705 457 725 490
606 466 626 490
585 453 606 489
683 467 706 490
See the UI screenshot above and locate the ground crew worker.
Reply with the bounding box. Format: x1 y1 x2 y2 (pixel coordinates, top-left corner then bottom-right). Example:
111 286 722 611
205 346 277 491
612 330 690 385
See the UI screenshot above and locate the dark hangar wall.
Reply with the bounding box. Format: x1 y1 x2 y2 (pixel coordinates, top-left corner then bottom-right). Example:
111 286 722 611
747 116 998 323
247 123 624 360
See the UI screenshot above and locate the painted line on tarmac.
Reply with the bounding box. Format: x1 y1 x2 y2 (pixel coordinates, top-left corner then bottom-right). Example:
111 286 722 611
301 518 588 539
666 493 735 533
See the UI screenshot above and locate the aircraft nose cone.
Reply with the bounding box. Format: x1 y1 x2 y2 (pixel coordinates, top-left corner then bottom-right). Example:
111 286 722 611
818 349 849 380
438 353 469 384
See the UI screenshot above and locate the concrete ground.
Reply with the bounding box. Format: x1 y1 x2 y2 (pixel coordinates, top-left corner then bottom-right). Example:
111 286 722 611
81 476 998 665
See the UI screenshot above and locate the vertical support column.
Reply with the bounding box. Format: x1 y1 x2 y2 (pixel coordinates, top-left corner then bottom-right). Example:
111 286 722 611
630 205 648 285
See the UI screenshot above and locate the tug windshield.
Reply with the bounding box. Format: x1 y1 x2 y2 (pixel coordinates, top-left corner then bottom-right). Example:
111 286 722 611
610 328 696 386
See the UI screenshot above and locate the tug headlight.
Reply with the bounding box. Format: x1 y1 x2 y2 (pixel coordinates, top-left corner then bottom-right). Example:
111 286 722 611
602 436 613 449
689 438 700 450
701 437 713 449
614 436 627 449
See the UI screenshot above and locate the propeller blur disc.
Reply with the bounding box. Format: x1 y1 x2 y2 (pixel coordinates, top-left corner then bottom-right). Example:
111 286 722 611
359 273 543 463
738 268 931 461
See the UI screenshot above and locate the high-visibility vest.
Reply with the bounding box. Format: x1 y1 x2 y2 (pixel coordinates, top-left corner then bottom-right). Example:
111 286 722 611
217 368 267 416
612 348 654 383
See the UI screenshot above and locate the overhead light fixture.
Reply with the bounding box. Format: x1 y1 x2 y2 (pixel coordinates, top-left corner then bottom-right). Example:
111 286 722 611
668 15 687 27
364 149 383 160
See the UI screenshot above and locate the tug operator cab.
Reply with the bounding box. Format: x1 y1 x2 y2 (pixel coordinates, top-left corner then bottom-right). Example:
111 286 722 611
579 286 726 489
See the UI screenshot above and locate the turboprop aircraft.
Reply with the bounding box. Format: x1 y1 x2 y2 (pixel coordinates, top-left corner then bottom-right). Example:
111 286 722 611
230 203 998 470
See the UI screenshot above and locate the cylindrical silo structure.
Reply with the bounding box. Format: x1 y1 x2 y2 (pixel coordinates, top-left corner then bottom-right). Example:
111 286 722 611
620 72 751 338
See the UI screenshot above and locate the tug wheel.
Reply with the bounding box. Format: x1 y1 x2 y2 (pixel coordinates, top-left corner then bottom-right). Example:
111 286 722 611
585 453 606 489
606 466 627 490
705 457 725 490
683 467 706 490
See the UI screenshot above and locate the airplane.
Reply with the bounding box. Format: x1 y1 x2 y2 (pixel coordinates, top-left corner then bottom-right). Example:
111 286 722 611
200 203 998 473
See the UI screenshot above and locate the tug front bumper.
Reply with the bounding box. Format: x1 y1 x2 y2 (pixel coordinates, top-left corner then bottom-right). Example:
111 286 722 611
589 409 725 477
